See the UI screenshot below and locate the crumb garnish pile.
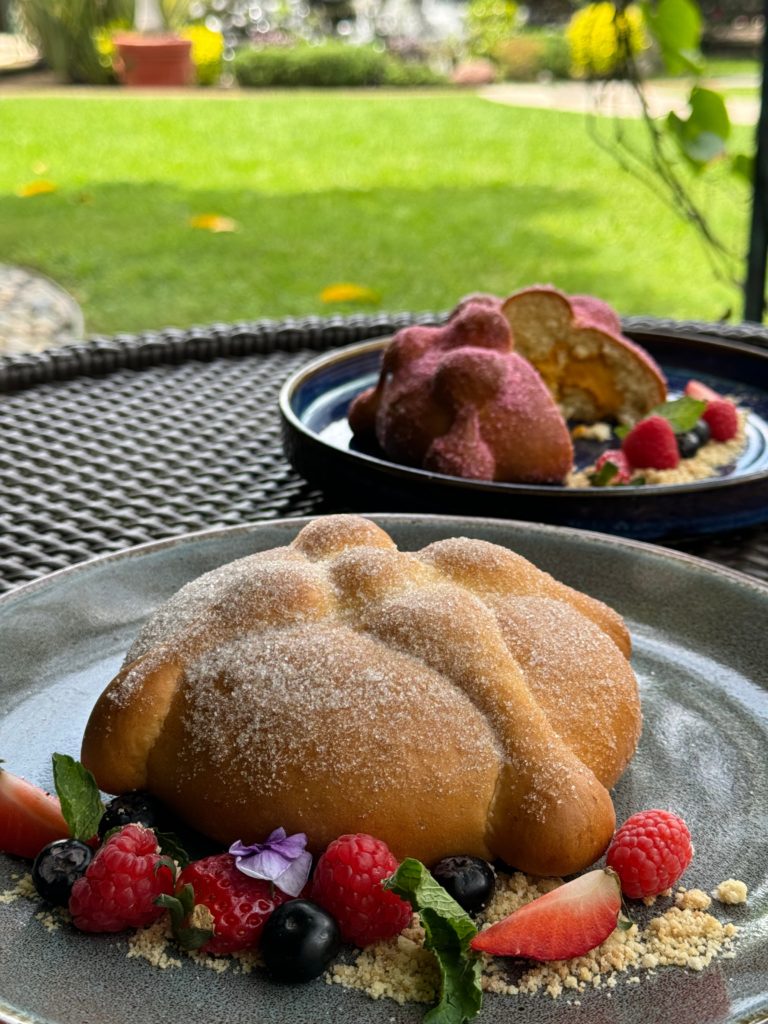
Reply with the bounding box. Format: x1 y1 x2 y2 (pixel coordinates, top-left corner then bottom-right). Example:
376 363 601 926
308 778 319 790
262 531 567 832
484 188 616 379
329 871 743 1003
2 866 745 1003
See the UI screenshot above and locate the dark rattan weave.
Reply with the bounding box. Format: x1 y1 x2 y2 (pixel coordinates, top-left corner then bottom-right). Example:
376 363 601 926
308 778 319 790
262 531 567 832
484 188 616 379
2 312 768 593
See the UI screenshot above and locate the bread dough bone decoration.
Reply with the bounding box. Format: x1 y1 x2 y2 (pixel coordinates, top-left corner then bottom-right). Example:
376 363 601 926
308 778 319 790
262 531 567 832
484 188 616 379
82 515 641 877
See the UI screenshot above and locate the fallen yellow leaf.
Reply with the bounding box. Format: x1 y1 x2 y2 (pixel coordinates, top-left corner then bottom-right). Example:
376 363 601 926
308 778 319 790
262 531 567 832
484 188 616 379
16 180 57 197
320 283 381 304
189 213 239 233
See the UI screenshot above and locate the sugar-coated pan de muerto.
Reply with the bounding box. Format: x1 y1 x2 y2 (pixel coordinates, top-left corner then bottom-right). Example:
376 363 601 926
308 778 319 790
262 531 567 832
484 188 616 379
81 515 641 876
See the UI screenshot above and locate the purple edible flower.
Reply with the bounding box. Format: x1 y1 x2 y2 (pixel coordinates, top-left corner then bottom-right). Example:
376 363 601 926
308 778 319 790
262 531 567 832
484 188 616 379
229 827 312 897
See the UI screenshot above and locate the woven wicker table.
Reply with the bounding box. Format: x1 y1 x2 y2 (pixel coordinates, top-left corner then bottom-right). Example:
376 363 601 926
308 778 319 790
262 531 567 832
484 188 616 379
2 311 768 594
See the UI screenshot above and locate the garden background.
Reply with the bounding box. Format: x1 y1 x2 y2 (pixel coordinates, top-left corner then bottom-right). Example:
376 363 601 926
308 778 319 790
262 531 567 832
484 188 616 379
0 0 764 337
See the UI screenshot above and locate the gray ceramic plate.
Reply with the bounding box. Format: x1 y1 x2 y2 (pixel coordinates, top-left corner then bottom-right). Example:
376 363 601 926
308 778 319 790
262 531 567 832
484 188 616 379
0 515 766 1024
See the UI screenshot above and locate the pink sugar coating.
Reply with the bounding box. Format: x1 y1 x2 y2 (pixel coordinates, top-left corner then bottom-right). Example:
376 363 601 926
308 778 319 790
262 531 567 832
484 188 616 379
348 302 573 483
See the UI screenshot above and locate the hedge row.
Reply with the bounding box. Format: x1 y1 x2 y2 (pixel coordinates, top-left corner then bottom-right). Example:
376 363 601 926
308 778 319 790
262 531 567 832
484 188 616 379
233 42 447 88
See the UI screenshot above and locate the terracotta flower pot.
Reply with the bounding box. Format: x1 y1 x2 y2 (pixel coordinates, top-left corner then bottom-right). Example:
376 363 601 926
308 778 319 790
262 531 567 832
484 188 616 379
113 33 194 87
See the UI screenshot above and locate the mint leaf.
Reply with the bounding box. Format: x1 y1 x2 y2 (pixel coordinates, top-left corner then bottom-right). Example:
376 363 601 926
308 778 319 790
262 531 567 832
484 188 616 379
589 461 619 487
650 396 707 433
615 424 630 440
52 753 105 841
384 858 482 1024
156 831 190 868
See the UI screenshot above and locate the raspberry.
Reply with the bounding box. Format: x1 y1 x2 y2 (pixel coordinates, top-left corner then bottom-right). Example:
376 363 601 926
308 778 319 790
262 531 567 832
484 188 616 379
605 810 693 899
68 824 175 932
702 399 739 442
621 415 680 471
310 833 412 947
594 449 632 484
177 853 293 954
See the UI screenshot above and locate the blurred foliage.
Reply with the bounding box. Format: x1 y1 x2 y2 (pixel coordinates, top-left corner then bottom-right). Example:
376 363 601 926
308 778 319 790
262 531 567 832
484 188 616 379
493 28 571 80
233 40 447 86
19 0 132 83
467 0 519 59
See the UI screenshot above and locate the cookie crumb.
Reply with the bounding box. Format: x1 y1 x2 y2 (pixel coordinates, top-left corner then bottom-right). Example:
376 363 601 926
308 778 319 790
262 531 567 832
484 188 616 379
675 888 712 911
0 873 36 904
328 870 740 1003
128 919 182 969
713 879 748 905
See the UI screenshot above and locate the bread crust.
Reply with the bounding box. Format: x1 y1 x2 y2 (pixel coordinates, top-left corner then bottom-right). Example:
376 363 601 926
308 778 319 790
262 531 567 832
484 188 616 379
502 285 667 424
81 515 641 876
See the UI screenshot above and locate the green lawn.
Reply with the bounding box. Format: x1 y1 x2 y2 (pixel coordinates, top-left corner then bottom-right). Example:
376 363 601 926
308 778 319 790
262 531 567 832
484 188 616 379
0 91 752 334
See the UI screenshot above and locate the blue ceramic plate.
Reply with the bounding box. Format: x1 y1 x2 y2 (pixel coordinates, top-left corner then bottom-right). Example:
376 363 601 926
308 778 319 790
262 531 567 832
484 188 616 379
279 330 768 539
0 515 766 1024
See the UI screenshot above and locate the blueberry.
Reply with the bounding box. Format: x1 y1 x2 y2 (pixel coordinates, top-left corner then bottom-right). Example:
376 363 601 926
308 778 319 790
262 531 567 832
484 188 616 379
261 899 341 983
676 429 702 458
32 839 93 906
693 419 711 445
431 855 495 914
98 790 166 838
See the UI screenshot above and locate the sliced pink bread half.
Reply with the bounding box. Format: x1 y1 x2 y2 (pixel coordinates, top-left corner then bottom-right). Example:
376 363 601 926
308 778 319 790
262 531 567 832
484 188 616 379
502 285 667 424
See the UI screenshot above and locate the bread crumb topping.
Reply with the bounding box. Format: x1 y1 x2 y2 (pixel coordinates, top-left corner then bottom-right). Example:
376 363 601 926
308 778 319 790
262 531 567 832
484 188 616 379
328 870 741 1003
0 872 36 903
2 861 746 1008
713 878 748 905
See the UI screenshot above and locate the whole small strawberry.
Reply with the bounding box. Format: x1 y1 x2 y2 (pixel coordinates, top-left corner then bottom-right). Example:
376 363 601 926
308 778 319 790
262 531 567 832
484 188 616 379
702 399 739 442
621 415 680 471
593 449 632 484
311 833 412 948
175 853 293 954
69 823 175 932
606 809 693 899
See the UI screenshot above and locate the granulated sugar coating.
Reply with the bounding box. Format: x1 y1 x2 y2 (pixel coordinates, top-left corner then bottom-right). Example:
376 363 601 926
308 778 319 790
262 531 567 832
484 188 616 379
81 515 640 877
329 870 741 1005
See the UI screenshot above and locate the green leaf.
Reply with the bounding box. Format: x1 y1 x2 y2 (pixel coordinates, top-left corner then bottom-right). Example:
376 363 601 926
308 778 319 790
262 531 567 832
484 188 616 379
650 395 707 432
732 152 755 183
667 88 730 168
589 460 619 487
156 831 190 868
615 424 630 440
384 858 483 1024
642 0 703 75
689 87 731 141
51 752 105 841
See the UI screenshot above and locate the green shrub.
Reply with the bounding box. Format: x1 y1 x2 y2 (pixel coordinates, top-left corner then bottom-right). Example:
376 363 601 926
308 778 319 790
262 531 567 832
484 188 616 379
234 42 390 88
467 0 518 59
20 0 132 83
492 28 570 81
540 30 571 79
382 58 448 87
233 42 446 88
493 35 544 80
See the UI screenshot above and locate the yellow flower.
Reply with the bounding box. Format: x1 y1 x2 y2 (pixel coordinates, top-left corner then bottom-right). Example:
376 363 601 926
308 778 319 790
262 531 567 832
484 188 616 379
189 214 239 233
180 25 224 86
567 2 646 79
320 283 381 304
16 180 57 197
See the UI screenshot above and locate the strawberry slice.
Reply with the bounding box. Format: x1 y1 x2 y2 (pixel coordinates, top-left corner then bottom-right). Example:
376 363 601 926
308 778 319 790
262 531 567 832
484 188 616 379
0 768 69 859
470 868 622 961
684 379 722 403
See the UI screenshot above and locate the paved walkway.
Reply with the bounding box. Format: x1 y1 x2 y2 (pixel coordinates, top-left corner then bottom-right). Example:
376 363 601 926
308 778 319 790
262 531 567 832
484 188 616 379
479 75 761 126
